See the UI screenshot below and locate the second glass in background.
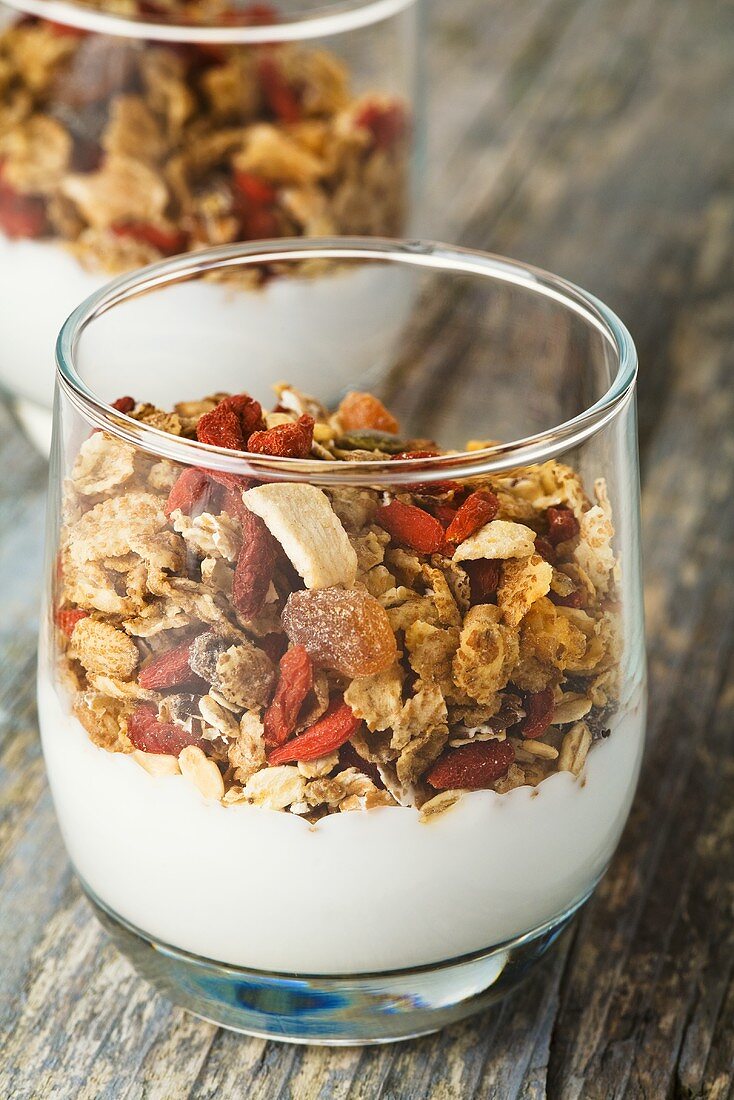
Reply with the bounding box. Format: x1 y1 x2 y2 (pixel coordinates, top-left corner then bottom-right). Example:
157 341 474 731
0 0 423 442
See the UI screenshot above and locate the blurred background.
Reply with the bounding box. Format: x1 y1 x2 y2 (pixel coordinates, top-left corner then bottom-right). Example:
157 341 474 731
0 0 732 1095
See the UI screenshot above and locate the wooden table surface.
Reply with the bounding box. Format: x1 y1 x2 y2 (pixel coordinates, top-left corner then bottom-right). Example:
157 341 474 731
2 0 734 1095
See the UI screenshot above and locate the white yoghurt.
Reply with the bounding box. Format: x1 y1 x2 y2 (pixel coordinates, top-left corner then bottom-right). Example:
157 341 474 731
38 669 645 974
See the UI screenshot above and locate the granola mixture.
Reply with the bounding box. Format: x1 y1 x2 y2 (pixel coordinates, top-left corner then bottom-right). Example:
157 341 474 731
0 3 409 273
54 386 622 820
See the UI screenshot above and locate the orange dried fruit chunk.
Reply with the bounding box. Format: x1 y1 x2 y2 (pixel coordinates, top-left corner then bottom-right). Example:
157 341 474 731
338 391 400 435
282 587 397 678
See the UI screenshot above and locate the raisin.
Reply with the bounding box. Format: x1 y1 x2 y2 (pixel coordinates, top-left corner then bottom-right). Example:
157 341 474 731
546 506 580 546
464 559 501 603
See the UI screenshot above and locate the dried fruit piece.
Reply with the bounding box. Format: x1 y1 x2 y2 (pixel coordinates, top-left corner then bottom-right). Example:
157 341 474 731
391 451 461 495
110 395 135 414
138 636 197 690
518 688 555 740
165 468 215 517
247 414 314 458
258 56 301 123
263 644 314 746
243 483 357 589
232 507 277 619
444 490 499 546
267 699 360 765
464 559 501 603
128 704 201 755
0 179 46 238
338 391 400 435
221 393 265 439
546 506 580 546
550 588 584 609
430 502 459 529
355 100 407 152
375 500 444 555
112 220 187 255
283 586 397 677
234 170 277 207
426 739 515 790
56 608 89 637
534 535 556 564
196 402 245 451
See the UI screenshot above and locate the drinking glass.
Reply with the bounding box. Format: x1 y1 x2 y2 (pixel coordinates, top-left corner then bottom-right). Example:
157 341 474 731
0 0 422 446
39 238 645 1043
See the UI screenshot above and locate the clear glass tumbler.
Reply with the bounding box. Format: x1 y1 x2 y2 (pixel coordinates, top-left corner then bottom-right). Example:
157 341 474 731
39 239 645 1044
0 0 422 445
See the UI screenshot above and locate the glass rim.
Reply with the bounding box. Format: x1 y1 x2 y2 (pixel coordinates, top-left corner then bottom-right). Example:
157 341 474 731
56 237 638 486
4 0 418 43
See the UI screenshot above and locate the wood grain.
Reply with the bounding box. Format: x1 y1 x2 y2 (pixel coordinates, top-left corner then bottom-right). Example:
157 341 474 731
1 0 733 1095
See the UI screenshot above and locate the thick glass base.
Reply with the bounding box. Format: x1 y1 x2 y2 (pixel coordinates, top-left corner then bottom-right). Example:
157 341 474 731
86 885 590 1044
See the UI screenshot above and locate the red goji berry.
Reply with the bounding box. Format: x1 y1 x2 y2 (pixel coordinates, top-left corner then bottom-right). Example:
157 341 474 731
0 180 46 239
375 499 444 555
233 170 277 207
220 393 265 439
267 699 360 764
392 452 461 495
428 501 459 529
354 101 407 152
138 636 198 691
55 608 89 637
127 704 202 755
112 221 187 255
196 401 246 450
518 688 555 740
444 490 499 546
263 644 314 746
426 739 515 790
164 468 215 517
232 508 277 619
247 414 314 458
258 56 301 123
110 395 135 414
546 506 580 546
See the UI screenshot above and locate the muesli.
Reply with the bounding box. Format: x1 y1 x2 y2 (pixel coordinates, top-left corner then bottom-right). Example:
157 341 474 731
0 2 409 273
54 386 622 819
